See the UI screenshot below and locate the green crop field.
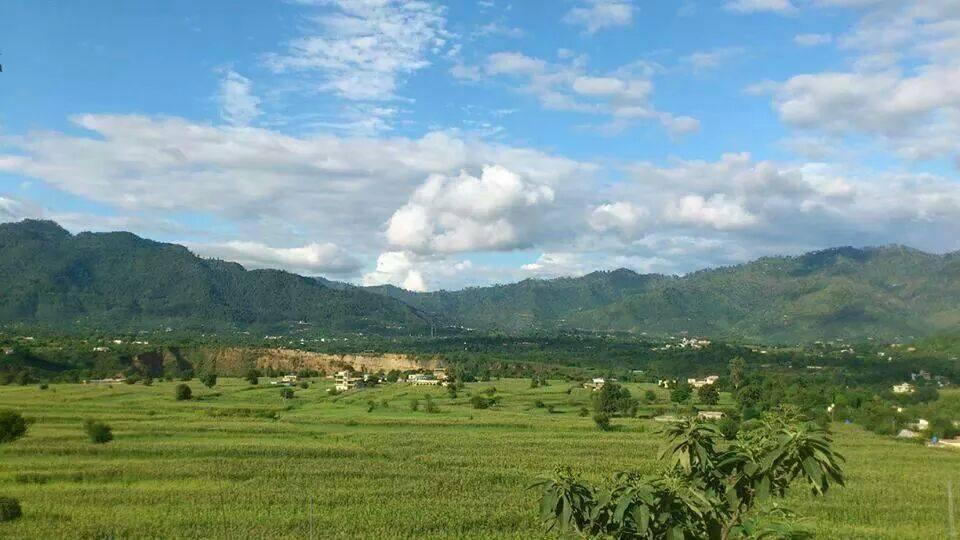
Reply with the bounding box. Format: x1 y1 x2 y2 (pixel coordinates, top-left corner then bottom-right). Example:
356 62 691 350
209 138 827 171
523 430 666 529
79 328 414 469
1 378 958 539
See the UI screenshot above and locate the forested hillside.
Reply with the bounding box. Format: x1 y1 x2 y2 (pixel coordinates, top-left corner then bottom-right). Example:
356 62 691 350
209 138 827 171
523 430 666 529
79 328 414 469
0 220 426 333
370 246 960 342
3 219 960 342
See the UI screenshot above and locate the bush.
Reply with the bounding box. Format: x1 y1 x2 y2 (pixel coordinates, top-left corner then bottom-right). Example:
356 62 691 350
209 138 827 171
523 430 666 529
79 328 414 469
644 389 657 403
200 372 217 389
593 412 612 431
0 410 28 443
142 376 153 386
579 407 590 417
410 399 420 412
175 384 192 401
299 381 309 389
83 419 113 444
425 395 439 413
244 369 260 386
280 387 295 400
470 395 492 409
534 399 546 408
697 384 720 405
0 496 22 522
38 384 49 390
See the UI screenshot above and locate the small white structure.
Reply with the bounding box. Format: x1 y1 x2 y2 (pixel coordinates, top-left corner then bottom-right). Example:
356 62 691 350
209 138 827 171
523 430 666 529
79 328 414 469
698 411 725 421
687 375 720 389
271 374 299 386
897 429 919 439
584 377 606 390
892 383 915 394
657 379 677 389
83 374 126 385
407 373 441 385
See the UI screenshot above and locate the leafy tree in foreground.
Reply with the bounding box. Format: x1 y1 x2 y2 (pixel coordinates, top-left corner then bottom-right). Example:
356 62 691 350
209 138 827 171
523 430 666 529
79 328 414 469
670 383 693 405
0 410 27 443
533 409 844 539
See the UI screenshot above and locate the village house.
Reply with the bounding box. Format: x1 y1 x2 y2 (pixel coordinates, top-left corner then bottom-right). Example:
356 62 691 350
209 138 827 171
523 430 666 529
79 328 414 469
583 377 606 390
271 374 299 386
82 373 126 385
687 375 720 389
333 371 363 392
892 383 915 394
407 373 441 385
657 379 677 389
697 411 725 421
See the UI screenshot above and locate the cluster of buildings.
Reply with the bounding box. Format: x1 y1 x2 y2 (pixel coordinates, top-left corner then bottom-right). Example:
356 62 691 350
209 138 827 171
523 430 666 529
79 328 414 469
687 375 720 389
332 368 449 392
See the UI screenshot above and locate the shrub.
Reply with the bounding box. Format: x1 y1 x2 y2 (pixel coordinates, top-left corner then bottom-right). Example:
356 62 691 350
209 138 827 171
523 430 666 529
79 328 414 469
280 387 295 400
644 389 658 403
175 384 192 401
410 399 420 412
142 376 153 386
244 369 260 386
425 395 439 413
38 383 49 390
0 497 22 522
534 399 546 408
83 419 113 444
592 412 612 431
200 372 217 389
578 407 590 417
299 381 309 389
0 410 28 443
470 395 492 409
447 385 458 399
367 400 376 413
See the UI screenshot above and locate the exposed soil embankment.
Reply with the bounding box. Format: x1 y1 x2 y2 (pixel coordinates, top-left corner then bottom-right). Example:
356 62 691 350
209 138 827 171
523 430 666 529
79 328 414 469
186 347 440 375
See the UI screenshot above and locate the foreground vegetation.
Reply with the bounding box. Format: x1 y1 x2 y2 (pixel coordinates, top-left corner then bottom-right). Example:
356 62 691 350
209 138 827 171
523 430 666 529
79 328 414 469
1 378 959 538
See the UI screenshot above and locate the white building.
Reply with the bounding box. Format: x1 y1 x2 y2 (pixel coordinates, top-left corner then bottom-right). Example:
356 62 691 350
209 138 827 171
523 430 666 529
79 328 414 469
892 383 915 394
584 377 606 390
687 375 720 389
334 371 363 392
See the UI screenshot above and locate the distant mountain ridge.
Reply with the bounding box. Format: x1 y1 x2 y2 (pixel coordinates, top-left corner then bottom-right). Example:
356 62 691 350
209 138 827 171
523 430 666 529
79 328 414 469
2 219 959 342
0 220 426 333
366 245 960 342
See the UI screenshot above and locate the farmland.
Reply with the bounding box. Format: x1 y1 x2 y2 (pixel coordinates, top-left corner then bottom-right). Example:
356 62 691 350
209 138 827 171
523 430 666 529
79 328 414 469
1 379 959 539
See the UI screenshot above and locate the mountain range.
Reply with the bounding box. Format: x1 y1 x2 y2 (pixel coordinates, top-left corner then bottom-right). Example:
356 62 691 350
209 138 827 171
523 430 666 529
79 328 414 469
3 219 960 342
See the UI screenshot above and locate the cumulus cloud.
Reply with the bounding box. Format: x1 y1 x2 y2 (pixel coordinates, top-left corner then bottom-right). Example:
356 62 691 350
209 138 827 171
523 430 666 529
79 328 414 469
0 196 29 222
564 1 634 34
385 165 556 253
0 113 593 276
264 0 451 101
762 1 960 162
665 194 759 230
217 70 261 126
589 202 648 237
681 47 745 72
190 240 361 275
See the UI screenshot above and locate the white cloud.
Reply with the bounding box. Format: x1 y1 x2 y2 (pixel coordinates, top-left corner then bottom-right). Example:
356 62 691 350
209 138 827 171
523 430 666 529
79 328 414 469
681 47 745 72
473 51 697 137
564 1 633 34
725 0 796 14
665 194 759 230
589 202 648 237
0 113 593 276
217 70 261 126
762 1 960 162
0 196 29 222
794 33 833 46
264 0 450 101
190 240 361 275
385 165 556 253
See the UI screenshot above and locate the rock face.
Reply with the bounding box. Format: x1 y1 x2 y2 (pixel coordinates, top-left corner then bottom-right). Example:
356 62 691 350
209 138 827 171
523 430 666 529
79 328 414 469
253 350 441 373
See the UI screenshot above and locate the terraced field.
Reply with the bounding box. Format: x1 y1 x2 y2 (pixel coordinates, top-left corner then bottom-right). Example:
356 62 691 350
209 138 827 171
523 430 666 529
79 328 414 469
0 378 958 538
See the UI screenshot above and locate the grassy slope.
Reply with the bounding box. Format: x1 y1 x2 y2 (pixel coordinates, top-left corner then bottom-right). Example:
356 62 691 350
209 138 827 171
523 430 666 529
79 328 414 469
0 380 957 539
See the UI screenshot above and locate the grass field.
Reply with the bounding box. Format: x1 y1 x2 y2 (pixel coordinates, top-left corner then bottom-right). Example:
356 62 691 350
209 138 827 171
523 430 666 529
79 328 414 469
1 378 959 539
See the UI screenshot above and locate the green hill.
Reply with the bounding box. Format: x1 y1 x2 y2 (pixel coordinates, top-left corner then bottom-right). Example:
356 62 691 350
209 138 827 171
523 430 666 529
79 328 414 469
0 220 426 333
370 246 960 342
3 219 959 342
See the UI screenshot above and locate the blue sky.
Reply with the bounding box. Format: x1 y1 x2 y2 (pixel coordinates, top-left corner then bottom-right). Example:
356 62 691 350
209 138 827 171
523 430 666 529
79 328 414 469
1 0 959 290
